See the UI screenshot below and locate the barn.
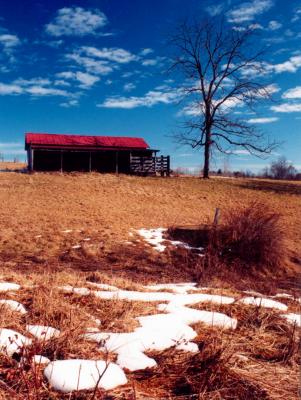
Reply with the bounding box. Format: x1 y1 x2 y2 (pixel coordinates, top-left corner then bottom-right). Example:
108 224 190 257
25 132 170 175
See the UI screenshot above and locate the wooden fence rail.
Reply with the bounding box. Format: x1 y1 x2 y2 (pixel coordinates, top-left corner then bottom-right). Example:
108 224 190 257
130 155 170 176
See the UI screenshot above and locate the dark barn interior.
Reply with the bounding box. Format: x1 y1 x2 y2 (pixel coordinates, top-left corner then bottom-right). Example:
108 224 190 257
25 133 170 175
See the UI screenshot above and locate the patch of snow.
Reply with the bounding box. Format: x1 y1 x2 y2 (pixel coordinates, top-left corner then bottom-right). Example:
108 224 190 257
62 229 72 233
176 341 199 353
83 238 91 241
136 227 204 253
20 354 51 365
87 282 119 291
93 289 234 306
84 290 236 372
281 313 301 327
44 359 127 392
272 293 293 299
0 299 27 314
137 228 167 252
71 245 81 249
26 325 60 341
59 285 91 296
0 282 20 292
240 297 288 311
145 283 197 294
0 329 32 357
94 289 174 302
32 355 51 365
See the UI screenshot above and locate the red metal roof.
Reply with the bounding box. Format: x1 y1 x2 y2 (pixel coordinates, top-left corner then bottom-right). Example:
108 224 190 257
25 133 149 149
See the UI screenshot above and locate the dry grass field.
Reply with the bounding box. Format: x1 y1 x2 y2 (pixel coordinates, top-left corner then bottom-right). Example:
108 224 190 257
0 170 300 399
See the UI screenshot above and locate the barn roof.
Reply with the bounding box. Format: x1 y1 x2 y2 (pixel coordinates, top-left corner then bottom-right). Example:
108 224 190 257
25 133 150 150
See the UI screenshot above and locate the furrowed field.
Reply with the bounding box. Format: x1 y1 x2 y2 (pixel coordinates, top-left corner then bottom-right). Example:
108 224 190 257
0 168 300 399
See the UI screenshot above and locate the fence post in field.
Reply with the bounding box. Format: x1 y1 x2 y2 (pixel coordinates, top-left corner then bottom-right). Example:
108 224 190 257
213 208 220 226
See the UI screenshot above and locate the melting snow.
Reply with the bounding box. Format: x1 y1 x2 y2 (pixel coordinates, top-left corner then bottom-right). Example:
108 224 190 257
32 355 51 365
44 359 127 392
0 329 32 357
26 325 60 341
84 288 236 371
136 227 204 253
282 313 301 327
145 283 198 294
240 297 288 311
0 282 20 292
137 228 167 252
0 299 27 314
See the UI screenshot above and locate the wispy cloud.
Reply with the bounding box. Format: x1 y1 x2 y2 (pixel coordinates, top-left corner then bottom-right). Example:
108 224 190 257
271 103 301 112
268 20 282 30
0 78 70 97
98 87 181 109
80 46 137 63
45 7 108 37
282 86 301 99
56 71 99 88
139 48 154 56
227 0 273 23
247 117 279 123
206 4 224 17
0 33 20 52
123 82 136 92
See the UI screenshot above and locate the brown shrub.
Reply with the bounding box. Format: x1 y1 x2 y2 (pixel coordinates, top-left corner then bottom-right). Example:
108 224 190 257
213 202 285 270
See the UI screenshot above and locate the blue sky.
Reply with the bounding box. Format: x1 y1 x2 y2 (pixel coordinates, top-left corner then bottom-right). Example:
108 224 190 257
0 0 300 172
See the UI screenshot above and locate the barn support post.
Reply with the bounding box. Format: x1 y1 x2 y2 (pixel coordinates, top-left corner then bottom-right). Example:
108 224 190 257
115 151 119 174
160 155 164 177
89 151 92 172
60 150 63 173
167 155 170 177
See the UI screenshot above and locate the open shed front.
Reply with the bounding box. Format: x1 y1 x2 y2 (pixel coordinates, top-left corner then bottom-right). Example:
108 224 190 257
32 149 140 173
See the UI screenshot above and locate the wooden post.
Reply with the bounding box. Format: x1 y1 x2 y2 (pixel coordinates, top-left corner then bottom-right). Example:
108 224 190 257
31 148 34 171
115 151 119 174
60 150 63 173
160 155 164 177
213 208 220 226
166 155 170 177
89 152 92 172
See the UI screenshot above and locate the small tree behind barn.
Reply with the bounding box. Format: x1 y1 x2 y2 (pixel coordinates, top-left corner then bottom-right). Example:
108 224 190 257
169 17 277 178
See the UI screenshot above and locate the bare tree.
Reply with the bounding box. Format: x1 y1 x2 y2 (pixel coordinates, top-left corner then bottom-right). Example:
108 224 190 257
270 156 296 180
169 18 277 178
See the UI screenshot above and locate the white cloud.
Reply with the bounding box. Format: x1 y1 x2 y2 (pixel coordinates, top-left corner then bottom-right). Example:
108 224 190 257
141 56 166 67
25 86 68 97
0 82 23 95
139 48 153 56
60 99 79 108
123 82 136 92
81 46 137 63
206 4 224 16
45 7 107 37
227 0 273 23
247 117 279 123
273 55 301 73
268 20 282 30
271 103 301 112
0 34 20 51
0 79 69 97
282 86 301 99
56 71 99 88
66 53 114 75
291 7 301 23
98 87 181 109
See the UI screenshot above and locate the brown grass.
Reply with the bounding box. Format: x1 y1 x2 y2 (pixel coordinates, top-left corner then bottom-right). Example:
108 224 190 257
0 172 300 398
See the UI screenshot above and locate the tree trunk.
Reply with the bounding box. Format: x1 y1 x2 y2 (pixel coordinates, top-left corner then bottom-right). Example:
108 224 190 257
203 130 210 179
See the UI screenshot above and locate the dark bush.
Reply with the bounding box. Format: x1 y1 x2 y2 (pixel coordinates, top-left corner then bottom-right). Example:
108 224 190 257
209 202 285 270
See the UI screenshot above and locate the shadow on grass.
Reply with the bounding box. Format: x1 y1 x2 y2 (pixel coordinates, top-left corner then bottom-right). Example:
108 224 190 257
238 179 301 195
